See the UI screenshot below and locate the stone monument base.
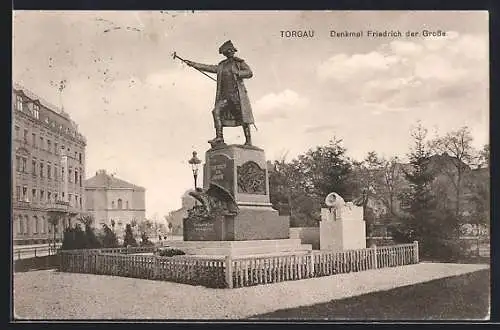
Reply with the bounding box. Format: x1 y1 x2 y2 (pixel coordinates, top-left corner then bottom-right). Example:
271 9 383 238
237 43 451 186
162 238 312 256
320 206 366 251
320 219 366 251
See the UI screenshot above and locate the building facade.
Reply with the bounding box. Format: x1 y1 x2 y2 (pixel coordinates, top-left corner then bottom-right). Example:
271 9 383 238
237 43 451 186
12 85 87 245
84 170 146 238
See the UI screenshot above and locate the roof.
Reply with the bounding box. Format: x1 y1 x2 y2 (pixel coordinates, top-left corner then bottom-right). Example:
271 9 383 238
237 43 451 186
84 170 145 190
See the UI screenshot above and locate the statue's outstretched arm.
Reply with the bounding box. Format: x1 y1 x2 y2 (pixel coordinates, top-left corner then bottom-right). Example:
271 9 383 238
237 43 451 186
237 61 253 79
186 60 218 73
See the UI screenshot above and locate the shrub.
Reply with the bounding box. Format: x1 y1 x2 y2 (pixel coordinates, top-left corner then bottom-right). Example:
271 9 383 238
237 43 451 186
140 232 154 247
123 223 138 247
100 224 119 248
158 248 185 257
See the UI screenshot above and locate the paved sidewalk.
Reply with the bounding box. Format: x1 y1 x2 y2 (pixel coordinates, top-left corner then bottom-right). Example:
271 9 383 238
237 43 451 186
13 262 488 320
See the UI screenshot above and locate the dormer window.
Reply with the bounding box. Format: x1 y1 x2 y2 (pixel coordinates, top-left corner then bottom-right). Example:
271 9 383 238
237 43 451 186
16 95 23 111
33 103 40 119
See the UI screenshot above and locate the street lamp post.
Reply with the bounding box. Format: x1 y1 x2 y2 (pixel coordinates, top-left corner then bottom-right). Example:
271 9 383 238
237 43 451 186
188 151 202 190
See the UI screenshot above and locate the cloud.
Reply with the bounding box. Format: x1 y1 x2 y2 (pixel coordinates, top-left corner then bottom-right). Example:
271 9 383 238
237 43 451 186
303 124 336 134
317 52 400 82
316 32 488 114
254 89 309 122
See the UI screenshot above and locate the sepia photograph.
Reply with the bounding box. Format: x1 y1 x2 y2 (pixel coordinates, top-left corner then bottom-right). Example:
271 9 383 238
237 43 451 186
12 10 490 321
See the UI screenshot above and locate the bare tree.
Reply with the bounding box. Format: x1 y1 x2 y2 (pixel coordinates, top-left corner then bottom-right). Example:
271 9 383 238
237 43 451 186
431 126 477 222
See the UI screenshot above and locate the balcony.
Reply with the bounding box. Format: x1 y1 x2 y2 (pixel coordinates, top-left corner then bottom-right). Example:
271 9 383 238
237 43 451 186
46 200 80 216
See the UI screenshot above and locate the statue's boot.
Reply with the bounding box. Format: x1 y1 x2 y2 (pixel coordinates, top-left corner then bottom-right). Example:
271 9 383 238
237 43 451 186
208 119 224 145
243 125 252 146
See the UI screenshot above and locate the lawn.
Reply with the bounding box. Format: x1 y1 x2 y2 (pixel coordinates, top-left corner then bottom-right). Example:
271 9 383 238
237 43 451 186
250 269 490 320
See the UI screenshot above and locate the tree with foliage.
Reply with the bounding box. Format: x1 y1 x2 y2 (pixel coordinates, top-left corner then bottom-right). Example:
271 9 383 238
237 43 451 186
123 223 138 247
396 122 464 260
269 138 353 227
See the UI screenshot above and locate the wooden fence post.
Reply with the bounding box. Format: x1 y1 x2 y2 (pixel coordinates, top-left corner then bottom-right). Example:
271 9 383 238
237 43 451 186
413 241 419 263
225 254 233 289
372 245 378 269
308 250 314 277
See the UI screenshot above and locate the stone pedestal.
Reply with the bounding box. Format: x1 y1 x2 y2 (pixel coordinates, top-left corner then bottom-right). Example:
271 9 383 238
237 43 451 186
164 238 312 256
320 204 366 251
184 144 289 242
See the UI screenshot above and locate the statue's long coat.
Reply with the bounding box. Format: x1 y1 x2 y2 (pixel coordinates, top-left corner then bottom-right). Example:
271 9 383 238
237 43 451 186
191 57 254 126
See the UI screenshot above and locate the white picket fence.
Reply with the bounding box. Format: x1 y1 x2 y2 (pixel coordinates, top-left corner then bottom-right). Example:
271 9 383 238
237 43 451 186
59 242 419 289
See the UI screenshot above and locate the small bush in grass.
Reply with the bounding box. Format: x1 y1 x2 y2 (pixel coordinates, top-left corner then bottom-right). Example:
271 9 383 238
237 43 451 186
123 223 138 247
140 232 154 247
158 248 186 257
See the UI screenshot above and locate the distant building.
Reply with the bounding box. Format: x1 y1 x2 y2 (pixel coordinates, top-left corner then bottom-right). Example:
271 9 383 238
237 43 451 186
166 190 196 235
12 85 87 245
84 170 146 237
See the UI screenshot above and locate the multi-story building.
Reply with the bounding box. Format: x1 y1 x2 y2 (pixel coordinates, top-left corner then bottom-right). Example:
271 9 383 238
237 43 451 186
12 84 87 245
84 170 146 238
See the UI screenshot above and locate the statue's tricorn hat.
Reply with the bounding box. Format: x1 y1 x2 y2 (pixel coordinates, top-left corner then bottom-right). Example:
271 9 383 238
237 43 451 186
219 40 237 54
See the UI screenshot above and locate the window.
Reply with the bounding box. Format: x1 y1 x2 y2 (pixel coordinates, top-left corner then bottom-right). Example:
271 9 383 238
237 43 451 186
47 140 52 153
54 142 58 155
22 186 27 202
111 201 115 209
75 170 78 184
68 194 72 206
79 197 82 208
79 174 82 187
16 216 21 234
14 126 20 140
40 163 44 178
40 136 44 150
20 217 25 234
40 190 44 203
47 192 51 202
23 129 28 143
62 168 65 182
69 169 73 183
75 151 77 159
16 186 21 201
47 164 52 179
54 166 58 181
15 156 20 172
32 159 36 176
33 103 40 119
54 193 58 201
21 158 27 172
117 199 123 209
31 188 36 202
79 153 82 164
33 216 38 234
16 95 23 110
32 133 36 147
75 195 78 206
126 201 129 209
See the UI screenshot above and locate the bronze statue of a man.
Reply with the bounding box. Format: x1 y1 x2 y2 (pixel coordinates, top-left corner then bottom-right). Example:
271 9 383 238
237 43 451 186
185 40 255 147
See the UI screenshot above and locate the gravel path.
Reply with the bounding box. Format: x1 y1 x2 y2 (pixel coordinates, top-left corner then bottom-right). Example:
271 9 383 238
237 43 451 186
13 262 488 320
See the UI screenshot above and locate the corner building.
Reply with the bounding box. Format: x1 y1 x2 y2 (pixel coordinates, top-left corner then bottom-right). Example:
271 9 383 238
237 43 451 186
12 84 87 245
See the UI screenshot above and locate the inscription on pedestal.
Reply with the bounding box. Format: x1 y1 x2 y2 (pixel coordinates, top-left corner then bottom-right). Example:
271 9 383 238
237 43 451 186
208 154 234 197
237 161 266 194
184 215 226 241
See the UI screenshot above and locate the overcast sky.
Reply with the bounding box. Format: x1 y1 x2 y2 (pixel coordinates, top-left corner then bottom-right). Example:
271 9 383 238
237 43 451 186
13 11 489 218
